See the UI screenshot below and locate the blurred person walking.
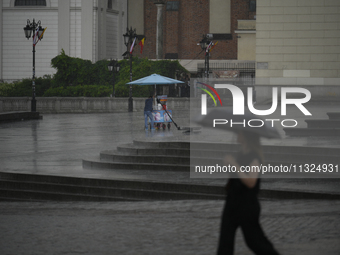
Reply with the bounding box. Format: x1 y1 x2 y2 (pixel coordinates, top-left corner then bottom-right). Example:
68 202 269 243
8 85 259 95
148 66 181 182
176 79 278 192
217 130 280 255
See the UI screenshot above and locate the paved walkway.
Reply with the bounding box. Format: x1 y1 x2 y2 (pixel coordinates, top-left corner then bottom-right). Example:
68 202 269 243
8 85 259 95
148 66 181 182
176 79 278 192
0 103 340 254
0 104 340 194
0 199 339 255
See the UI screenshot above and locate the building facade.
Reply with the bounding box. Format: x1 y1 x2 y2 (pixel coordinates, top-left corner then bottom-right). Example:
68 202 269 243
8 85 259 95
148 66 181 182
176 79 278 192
0 0 127 82
1 0 339 88
256 0 340 87
129 0 256 73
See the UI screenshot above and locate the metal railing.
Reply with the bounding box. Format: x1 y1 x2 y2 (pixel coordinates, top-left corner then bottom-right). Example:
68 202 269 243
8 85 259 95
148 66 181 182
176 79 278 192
197 61 255 87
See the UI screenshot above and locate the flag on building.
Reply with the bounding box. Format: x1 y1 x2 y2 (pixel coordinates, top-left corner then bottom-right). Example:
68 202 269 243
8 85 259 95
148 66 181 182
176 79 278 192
130 37 137 54
33 27 47 46
139 37 145 54
205 41 213 55
209 41 218 52
32 27 39 46
36 27 47 46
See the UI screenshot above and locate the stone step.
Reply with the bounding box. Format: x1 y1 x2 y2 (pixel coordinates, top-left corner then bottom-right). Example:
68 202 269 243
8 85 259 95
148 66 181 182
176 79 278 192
100 150 340 165
305 119 340 128
129 140 340 156
0 172 222 195
284 128 340 137
100 151 190 165
115 145 191 156
190 149 340 163
0 172 226 201
0 172 338 201
327 112 340 120
0 188 135 202
82 158 189 171
0 111 42 122
0 196 42 202
0 180 223 201
82 158 339 176
117 142 340 159
133 140 190 149
0 180 141 201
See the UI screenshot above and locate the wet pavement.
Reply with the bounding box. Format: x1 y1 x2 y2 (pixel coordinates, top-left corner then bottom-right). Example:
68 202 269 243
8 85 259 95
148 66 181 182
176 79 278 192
0 103 340 254
0 199 339 255
0 110 189 177
1 104 340 172
0 104 340 193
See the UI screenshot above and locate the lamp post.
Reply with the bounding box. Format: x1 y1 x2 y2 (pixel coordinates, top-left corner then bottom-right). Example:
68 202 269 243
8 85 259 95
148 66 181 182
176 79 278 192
123 27 137 112
23 19 44 112
199 35 211 79
107 59 120 97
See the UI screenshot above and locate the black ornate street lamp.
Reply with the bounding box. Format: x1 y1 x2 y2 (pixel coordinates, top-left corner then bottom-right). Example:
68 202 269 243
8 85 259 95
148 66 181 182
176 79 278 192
123 27 137 112
199 35 212 79
23 19 44 112
107 59 120 97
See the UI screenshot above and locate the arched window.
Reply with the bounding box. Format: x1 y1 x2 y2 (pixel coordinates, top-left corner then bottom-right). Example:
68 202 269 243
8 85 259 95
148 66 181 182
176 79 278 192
15 0 46 6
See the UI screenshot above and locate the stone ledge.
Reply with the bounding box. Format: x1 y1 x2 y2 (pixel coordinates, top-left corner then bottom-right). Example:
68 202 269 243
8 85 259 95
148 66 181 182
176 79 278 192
0 111 42 122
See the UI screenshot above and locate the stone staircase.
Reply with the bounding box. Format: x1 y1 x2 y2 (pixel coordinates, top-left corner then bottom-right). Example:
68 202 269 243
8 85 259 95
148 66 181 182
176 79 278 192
1 140 340 201
284 112 340 136
0 172 225 202
83 140 340 169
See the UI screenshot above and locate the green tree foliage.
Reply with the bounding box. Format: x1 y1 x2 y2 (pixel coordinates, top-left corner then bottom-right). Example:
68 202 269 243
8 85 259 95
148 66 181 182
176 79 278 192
0 75 52 97
0 82 15 97
114 57 188 97
0 50 188 97
50 49 112 87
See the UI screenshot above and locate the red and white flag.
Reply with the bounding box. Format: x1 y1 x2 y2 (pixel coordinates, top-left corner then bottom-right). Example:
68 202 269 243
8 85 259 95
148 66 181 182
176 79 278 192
130 37 137 54
206 41 213 54
33 27 39 46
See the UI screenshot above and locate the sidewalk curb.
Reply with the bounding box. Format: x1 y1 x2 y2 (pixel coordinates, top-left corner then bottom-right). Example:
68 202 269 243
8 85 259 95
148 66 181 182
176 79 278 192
0 111 42 122
0 171 339 201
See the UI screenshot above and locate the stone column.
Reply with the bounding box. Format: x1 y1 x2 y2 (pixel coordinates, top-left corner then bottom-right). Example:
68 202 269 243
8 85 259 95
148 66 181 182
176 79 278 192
155 3 165 59
58 0 70 55
81 0 94 61
0 2 3 80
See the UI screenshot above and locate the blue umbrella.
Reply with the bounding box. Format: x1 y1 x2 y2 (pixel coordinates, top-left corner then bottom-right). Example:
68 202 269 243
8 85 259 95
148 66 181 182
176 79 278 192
127 73 184 85
127 74 184 130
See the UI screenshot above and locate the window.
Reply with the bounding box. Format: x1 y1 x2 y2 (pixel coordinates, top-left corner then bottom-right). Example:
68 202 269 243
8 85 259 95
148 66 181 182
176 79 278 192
165 53 178 59
249 0 256 12
108 0 112 9
166 1 179 11
15 0 46 6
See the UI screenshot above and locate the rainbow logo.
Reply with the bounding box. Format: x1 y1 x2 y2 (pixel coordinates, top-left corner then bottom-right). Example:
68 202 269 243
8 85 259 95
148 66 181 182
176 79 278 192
197 82 223 106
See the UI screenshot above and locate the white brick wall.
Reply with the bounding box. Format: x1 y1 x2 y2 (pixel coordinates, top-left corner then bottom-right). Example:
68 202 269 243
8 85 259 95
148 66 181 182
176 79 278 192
70 0 81 58
256 0 340 84
50 0 58 8
106 13 118 59
3 0 11 7
2 10 58 80
0 0 128 81
93 5 97 62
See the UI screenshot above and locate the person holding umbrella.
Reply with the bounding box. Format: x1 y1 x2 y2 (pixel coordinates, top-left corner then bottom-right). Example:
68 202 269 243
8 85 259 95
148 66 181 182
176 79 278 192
195 108 280 254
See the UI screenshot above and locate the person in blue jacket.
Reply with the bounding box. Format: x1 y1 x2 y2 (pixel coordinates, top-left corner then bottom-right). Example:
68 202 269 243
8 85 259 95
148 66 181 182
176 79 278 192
144 95 155 130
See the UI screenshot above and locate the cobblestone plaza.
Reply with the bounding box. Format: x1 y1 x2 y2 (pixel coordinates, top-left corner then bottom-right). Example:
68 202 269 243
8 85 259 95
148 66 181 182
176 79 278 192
0 107 340 254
